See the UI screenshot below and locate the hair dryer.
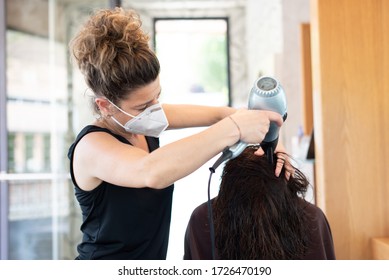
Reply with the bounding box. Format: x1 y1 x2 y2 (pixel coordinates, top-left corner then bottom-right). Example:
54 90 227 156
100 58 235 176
210 76 287 171
248 76 287 163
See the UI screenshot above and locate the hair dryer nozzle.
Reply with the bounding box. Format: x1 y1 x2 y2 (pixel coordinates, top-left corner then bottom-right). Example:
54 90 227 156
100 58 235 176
260 138 279 164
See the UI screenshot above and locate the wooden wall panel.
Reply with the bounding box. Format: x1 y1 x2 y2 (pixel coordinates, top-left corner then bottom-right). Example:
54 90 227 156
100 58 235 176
310 0 389 259
371 238 389 260
300 23 313 136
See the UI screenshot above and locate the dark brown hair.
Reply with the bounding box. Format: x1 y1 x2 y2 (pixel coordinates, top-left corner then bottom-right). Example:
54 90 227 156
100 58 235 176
69 8 160 114
213 147 311 259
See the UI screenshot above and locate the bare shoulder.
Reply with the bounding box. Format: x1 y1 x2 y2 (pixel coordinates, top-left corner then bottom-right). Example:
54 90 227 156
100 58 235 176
72 131 146 191
75 130 121 153
72 132 116 191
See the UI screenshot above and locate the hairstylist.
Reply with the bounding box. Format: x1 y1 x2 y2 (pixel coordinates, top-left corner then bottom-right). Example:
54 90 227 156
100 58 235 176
68 7 283 260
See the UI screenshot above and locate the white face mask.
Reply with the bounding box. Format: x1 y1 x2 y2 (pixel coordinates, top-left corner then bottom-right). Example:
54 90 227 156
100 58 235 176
109 101 169 138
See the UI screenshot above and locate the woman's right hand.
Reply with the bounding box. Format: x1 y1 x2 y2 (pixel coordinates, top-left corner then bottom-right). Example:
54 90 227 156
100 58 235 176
228 109 283 144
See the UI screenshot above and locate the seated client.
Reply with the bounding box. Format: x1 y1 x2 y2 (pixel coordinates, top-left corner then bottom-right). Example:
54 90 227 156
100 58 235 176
184 146 335 260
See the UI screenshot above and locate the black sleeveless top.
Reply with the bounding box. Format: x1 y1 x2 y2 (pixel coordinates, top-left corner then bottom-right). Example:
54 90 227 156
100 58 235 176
68 125 174 260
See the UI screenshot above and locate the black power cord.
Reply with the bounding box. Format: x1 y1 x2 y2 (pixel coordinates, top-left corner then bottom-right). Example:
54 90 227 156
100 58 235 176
207 169 216 260
207 147 233 260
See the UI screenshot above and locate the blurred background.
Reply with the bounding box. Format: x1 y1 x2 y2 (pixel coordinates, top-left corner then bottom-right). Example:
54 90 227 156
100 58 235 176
0 0 388 260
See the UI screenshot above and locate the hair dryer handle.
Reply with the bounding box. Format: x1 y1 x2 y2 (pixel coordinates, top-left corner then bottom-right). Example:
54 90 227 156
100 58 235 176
228 141 248 160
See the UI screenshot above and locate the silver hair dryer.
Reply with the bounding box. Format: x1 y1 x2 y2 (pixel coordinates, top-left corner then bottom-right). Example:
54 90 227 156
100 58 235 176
210 76 287 171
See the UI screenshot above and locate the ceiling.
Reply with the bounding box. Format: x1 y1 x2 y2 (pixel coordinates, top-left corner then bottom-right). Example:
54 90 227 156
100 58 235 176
6 0 246 41
6 0 106 39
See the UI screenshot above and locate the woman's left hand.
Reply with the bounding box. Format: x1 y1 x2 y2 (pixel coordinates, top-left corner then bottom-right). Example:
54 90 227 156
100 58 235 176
254 142 294 179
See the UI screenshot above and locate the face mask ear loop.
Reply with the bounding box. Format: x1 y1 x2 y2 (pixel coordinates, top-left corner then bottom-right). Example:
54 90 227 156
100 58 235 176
110 115 127 130
106 99 139 119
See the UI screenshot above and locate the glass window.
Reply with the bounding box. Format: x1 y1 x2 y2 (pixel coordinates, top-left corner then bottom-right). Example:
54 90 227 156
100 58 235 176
1 0 108 260
7 133 15 173
155 18 230 106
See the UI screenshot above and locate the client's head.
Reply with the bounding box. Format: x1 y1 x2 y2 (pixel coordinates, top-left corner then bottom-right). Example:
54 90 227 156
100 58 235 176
213 146 311 259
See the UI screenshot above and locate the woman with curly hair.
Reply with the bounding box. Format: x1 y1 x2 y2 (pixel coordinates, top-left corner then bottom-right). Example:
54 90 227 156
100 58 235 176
184 147 335 259
68 8 285 260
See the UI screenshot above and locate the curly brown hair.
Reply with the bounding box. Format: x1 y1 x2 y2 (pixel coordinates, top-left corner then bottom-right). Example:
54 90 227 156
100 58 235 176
69 7 160 114
213 147 311 259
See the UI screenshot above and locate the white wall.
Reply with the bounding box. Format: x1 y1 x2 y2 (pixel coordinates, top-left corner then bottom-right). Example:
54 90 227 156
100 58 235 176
245 0 283 93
